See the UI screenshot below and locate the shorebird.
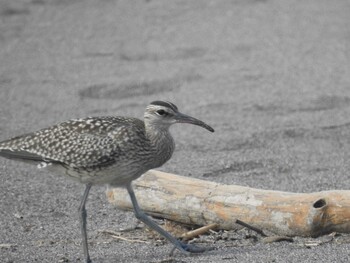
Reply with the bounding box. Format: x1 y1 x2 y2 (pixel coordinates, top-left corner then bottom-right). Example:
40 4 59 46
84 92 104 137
0 100 214 262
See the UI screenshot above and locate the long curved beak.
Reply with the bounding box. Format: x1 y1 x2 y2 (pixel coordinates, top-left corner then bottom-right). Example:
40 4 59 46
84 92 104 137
175 112 215 132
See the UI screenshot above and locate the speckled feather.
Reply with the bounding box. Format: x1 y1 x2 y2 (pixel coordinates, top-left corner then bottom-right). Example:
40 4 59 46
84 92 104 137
0 116 153 169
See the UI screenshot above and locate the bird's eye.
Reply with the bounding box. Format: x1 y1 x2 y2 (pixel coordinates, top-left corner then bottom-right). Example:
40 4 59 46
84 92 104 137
156 109 167 116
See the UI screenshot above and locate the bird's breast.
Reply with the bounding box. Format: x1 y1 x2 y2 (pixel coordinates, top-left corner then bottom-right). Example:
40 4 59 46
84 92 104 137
148 134 175 169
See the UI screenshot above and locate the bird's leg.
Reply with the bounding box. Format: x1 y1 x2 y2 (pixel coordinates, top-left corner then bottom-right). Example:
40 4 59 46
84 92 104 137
126 183 207 254
78 183 92 263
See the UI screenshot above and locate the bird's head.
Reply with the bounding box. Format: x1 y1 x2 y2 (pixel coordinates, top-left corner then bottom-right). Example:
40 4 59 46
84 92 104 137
144 100 214 132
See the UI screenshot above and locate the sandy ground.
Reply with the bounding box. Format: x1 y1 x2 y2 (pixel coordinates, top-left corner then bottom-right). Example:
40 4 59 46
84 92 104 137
1 0 350 262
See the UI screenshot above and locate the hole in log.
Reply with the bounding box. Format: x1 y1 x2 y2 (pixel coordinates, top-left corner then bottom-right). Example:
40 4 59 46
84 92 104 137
313 198 327 209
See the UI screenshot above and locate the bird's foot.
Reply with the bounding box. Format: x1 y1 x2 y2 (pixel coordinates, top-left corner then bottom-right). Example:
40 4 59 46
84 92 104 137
170 241 214 256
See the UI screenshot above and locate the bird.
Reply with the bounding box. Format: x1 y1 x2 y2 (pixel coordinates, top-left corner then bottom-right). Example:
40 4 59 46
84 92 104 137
0 100 214 263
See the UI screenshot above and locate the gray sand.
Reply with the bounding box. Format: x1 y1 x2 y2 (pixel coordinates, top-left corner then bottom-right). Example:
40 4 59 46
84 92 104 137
1 0 350 262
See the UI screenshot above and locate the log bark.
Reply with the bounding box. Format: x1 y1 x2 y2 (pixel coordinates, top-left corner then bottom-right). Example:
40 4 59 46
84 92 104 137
106 170 350 237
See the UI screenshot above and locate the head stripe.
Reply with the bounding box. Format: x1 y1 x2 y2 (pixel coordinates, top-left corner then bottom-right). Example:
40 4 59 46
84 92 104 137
150 101 178 111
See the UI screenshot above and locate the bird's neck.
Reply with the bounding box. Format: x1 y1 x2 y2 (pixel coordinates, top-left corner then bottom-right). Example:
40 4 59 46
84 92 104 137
145 124 175 168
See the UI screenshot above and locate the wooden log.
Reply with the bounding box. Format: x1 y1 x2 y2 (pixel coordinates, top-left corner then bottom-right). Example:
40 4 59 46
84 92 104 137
106 170 350 237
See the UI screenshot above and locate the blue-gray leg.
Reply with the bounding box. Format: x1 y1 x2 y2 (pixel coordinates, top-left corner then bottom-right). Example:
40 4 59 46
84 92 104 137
126 183 207 254
78 184 92 263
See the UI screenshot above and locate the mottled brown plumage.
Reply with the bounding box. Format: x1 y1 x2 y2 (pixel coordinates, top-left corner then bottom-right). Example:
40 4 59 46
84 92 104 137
0 100 214 262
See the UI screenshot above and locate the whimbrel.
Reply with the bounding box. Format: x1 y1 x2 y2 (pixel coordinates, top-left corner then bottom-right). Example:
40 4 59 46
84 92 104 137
0 101 214 262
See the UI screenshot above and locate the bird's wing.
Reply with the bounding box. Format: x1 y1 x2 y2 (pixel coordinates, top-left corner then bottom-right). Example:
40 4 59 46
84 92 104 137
0 149 57 162
0 116 148 168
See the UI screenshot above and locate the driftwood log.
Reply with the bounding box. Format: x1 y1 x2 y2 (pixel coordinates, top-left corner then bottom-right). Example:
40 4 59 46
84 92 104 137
106 170 350 237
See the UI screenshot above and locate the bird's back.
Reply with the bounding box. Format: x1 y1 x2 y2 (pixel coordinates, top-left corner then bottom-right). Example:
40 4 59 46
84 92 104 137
0 116 150 170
